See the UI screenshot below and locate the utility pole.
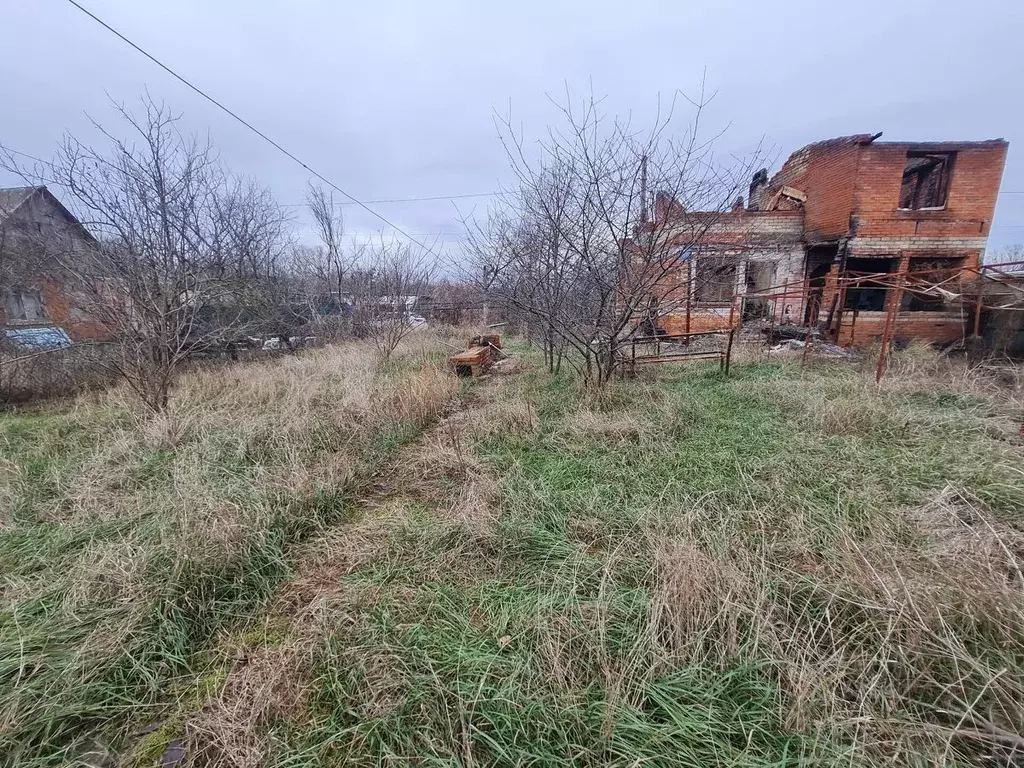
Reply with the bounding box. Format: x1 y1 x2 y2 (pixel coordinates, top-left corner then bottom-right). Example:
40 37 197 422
639 154 649 224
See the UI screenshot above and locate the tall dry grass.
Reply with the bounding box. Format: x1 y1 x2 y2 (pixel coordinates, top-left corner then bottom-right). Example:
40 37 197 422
22 339 1019 766
245 345 1024 766
0 336 460 766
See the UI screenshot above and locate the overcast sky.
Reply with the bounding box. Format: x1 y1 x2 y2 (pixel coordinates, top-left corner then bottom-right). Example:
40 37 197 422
2 0 1022 261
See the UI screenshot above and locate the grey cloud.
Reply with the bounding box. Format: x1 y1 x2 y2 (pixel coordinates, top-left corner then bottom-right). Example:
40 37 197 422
2 0 1020 254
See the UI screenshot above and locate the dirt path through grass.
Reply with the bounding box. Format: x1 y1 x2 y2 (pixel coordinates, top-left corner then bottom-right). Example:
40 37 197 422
177 362 514 766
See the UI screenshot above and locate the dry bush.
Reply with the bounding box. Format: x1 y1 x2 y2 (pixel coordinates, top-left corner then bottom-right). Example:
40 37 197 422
884 342 1023 405
44 342 457 530
604 437 1024 764
379 362 458 427
0 344 115 405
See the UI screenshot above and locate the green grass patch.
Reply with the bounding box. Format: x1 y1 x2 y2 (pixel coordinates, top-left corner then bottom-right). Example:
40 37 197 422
271 354 1024 766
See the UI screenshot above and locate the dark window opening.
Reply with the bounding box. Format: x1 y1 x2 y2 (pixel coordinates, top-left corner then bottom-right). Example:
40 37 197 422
901 257 964 312
843 257 897 312
4 288 46 322
695 257 736 303
899 152 954 210
745 261 775 294
743 261 776 320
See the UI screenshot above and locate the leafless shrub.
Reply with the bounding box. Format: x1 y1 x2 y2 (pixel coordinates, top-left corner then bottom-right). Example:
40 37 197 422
0 343 114 404
3 98 294 412
463 88 763 387
352 239 437 362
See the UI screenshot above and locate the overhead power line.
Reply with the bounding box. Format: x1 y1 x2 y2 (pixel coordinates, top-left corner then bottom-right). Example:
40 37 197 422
336 192 495 205
2 146 495 209
279 192 497 208
61 0 440 256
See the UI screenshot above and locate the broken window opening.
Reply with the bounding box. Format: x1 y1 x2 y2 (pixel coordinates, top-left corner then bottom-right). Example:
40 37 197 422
745 261 776 294
804 259 833 325
901 257 964 312
742 261 776 320
899 152 954 210
694 256 737 304
4 288 46 322
843 258 897 312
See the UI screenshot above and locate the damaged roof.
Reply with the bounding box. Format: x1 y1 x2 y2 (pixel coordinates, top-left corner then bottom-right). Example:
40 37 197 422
0 186 42 222
0 185 98 245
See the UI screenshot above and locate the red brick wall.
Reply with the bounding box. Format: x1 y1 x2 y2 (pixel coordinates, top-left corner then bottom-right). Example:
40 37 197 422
837 312 966 346
851 141 1007 240
649 136 1007 349
40 279 108 341
768 136 869 242
659 310 733 335
1 279 106 342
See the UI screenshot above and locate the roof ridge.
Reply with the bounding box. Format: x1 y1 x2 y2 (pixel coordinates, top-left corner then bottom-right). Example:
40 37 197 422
0 185 45 221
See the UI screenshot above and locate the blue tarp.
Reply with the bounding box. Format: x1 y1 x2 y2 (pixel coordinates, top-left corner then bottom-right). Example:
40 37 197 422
5 327 73 350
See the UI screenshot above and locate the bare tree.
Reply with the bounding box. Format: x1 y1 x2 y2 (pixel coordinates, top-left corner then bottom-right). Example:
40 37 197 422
305 183 349 298
988 244 1024 266
213 178 293 281
353 238 435 362
463 88 761 387
14 98 291 411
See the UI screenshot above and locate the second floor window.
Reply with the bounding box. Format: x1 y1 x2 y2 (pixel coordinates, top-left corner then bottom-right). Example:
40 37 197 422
899 151 954 210
4 288 47 322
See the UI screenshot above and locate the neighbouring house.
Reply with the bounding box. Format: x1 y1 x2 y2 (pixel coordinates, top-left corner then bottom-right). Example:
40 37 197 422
650 134 1009 346
0 185 104 347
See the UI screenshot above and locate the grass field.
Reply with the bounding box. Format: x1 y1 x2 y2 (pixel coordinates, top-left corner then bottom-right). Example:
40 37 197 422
3 339 1024 766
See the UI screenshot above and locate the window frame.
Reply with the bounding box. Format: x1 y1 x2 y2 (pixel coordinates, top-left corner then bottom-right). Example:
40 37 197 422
901 256 965 313
4 288 47 323
693 255 738 305
898 151 955 211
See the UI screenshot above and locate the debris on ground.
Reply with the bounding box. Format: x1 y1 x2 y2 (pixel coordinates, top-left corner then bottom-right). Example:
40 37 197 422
449 334 503 377
468 334 501 349
769 339 853 356
764 324 821 343
819 343 852 357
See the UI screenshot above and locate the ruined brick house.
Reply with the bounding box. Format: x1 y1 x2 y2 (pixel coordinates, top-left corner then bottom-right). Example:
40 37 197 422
0 185 104 345
651 134 1009 345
